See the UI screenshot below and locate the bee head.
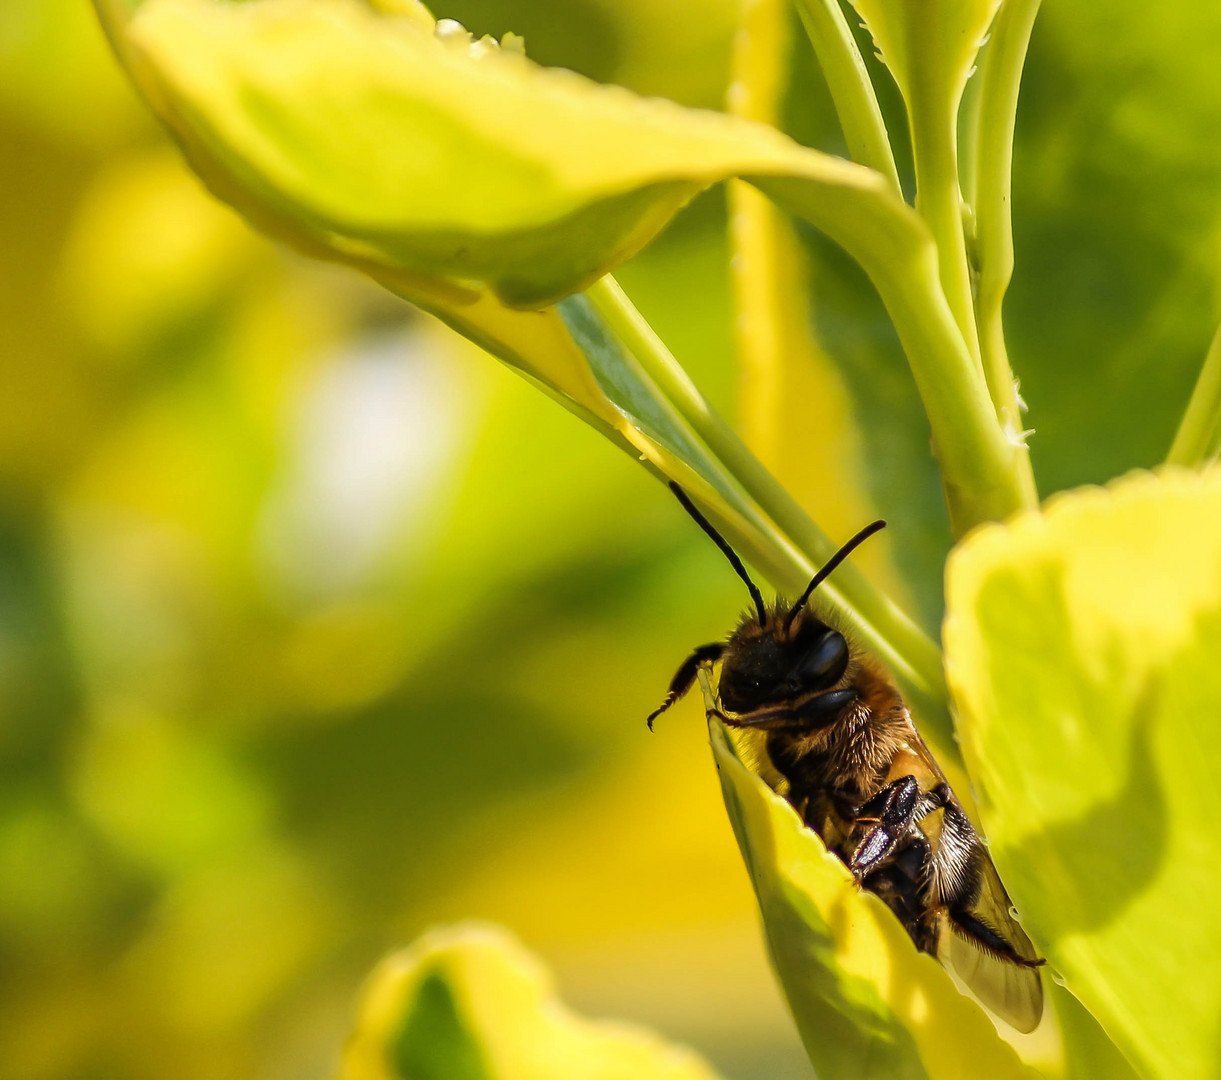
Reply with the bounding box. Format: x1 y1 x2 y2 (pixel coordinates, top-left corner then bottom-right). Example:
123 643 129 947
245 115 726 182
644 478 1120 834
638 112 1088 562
718 613 850 712
653 483 884 722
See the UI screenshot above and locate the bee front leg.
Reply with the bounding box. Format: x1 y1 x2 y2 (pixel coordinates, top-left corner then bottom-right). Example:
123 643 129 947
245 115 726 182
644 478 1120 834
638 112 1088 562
646 643 725 729
848 775 920 878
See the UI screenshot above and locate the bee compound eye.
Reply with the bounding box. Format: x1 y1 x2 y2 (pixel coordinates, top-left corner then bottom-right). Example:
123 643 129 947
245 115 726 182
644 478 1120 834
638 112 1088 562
794 629 849 687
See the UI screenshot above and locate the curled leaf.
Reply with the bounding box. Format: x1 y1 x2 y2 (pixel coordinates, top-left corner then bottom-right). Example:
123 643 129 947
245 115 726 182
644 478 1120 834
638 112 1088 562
945 467 1221 1080
337 923 724 1080
94 0 1024 533
704 675 1047 1080
91 0 954 712
102 0 893 309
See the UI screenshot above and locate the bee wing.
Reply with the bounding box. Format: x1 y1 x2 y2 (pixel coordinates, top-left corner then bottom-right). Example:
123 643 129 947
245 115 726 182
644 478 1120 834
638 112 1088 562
900 722 1044 1034
893 717 958 790
937 857 1044 1034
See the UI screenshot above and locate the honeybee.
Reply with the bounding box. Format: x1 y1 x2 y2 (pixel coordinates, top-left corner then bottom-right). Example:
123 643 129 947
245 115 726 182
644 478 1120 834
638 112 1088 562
648 484 1044 1033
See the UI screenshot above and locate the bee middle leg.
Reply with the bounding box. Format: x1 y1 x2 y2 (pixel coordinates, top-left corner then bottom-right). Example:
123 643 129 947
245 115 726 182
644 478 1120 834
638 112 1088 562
862 839 938 954
848 775 921 877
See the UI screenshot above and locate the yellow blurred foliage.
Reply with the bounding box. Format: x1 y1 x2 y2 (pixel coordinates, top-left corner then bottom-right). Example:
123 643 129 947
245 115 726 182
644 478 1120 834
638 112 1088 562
0 3 811 1080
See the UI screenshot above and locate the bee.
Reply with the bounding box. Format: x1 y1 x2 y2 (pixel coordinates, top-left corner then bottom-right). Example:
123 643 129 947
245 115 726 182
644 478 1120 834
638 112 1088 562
647 483 1044 1033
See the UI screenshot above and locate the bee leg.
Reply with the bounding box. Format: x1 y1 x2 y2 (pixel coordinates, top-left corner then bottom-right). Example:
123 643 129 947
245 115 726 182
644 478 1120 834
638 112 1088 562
854 775 920 824
912 905 941 955
849 776 920 877
892 835 941 954
946 907 1046 968
916 782 952 817
646 643 725 729
862 840 929 944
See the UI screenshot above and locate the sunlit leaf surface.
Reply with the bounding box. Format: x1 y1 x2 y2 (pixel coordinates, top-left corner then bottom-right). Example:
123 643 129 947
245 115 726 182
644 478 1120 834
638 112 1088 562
96 0 1034 539
945 468 1221 1080
100 0 902 309
338 924 726 1080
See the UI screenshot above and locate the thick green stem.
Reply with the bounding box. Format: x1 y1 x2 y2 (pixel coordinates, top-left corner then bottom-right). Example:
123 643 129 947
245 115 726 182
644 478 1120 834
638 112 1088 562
909 101 981 368
585 276 948 714
751 173 1036 533
971 0 1042 504
909 89 1043 510
869 243 1033 532
1168 324 1221 466
793 0 901 196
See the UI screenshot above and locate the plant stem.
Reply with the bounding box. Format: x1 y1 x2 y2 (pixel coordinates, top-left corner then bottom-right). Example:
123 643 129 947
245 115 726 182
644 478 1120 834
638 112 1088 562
971 0 1042 504
910 95 1044 511
754 170 1038 532
720 1 949 738
909 101 982 369
728 0 885 545
792 0 902 196
585 275 948 709
873 248 1033 532
728 0 789 462
1168 324 1221 466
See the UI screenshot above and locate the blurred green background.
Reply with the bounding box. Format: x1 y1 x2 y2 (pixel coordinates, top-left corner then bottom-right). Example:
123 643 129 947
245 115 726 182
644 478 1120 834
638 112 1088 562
3 1 1221 1078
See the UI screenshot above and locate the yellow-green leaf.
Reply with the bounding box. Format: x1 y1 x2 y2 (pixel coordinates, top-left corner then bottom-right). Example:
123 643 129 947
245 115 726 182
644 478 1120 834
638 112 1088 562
94 0 963 696
945 468 1221 1080
104 0 877 309
705 690 1048 1080
337 923 725 1080
93 0 1027 532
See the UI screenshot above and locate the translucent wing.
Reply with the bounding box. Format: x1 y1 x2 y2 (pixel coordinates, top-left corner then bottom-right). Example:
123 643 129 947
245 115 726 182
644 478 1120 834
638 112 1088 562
937 858 1044 1033
900 721 1044 1034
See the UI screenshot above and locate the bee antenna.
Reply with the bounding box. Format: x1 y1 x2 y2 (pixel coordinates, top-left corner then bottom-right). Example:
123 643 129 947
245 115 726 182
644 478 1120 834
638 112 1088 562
784 520 887 633
666 483 768 625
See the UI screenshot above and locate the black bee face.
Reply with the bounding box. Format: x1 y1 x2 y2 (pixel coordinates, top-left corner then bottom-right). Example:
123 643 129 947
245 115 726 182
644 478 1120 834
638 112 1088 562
718 616 849 714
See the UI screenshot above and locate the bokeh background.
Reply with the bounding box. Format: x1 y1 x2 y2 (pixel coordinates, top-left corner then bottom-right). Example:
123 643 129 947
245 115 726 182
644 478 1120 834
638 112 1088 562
3 1 1221 1078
